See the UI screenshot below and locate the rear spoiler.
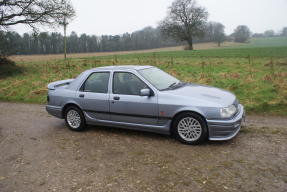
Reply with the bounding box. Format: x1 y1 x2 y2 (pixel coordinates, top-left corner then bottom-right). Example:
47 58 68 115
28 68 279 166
47 79 74 90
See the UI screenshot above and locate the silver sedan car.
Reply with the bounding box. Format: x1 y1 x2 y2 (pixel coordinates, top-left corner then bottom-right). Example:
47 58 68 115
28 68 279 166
46 65 244 144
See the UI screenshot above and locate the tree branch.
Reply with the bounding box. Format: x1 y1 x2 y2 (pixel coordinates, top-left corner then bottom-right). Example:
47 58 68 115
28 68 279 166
0 0 75 30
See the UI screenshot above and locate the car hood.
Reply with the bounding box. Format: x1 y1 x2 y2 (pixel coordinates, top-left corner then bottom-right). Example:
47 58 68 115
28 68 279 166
165 83 236 107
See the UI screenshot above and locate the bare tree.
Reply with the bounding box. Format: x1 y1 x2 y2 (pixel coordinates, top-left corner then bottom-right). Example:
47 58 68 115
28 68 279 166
232 25 251 43
212 22 225 47
58 0 73 60
264 30 275 37
0 0 75 31
281 27 287 36
159 0 208 50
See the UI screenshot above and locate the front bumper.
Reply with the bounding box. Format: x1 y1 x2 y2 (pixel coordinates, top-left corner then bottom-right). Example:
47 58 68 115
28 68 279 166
207 104 245 141
46 105 63 119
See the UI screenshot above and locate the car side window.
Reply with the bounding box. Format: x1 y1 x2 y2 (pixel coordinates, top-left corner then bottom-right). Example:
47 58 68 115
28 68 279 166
113 72 148 95
82 72 110 93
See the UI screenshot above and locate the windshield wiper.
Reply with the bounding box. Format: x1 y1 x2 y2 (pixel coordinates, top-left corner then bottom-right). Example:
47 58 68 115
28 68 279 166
161 81 183 91
168 82 178 88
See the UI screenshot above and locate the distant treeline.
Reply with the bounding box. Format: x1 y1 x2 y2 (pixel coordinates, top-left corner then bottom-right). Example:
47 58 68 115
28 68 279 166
0 24 229 55
1 25 286 56
0 27 183 55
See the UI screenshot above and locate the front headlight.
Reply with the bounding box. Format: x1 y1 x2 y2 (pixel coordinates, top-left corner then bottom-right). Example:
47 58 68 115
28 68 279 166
220 105 237 118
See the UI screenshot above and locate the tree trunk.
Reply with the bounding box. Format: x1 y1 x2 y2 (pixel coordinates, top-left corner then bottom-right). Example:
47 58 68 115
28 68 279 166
187 38 194 50
218 41 221 47
63 17 67 60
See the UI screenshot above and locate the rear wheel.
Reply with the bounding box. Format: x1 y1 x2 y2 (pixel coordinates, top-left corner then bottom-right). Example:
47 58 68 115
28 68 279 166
172 112 207 144
64 106 86 131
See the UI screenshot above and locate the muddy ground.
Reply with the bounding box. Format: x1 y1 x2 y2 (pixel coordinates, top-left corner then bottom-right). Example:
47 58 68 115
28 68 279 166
0 102 286 192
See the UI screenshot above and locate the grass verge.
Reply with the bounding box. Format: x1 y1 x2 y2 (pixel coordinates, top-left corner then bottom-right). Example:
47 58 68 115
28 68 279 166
0 46 286 115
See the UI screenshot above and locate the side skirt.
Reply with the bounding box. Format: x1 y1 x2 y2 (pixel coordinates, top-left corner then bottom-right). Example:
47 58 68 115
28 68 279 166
83 112 171 135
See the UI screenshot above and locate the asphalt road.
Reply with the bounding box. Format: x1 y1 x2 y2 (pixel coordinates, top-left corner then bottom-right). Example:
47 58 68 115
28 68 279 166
0 102 286 192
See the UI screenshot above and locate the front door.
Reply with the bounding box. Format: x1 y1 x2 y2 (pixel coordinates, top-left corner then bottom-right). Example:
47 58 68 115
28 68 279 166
77 72 110 121
110 72 158 125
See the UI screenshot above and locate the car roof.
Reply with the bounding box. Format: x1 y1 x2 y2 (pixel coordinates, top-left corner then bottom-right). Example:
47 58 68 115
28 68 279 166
91 65 153 71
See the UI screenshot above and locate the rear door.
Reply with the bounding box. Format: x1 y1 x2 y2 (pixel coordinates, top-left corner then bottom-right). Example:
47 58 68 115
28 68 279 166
77 72 110 120
110 71 158 125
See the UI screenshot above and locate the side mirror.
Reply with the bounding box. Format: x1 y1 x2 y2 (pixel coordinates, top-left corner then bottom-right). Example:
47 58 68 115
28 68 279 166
140 88 151 97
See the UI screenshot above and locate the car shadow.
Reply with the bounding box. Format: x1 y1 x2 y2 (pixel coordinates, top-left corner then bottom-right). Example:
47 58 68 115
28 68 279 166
85 124 172 142
54 120 238 146
83 124 237 146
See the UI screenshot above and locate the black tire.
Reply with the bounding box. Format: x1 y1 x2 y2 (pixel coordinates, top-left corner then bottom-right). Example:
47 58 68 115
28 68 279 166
64 106 86 131
172 112 207 145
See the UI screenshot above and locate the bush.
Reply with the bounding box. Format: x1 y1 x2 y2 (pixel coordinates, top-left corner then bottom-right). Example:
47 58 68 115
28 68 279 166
0 56 16 66
0 57 22 78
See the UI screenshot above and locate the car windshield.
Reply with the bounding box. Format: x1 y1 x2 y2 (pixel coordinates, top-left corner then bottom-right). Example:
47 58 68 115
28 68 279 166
138 67 180 90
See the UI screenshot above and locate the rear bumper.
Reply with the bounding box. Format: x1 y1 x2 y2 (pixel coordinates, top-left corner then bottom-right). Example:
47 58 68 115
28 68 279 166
46 105 63 119
207 104 245 141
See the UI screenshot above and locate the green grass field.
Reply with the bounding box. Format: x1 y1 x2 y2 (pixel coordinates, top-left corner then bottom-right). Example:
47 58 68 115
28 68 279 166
0 37 287 115
232 37 287 48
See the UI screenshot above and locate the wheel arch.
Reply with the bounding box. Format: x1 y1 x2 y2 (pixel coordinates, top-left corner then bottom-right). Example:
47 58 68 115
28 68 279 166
62 102 83 117
170 110 208 135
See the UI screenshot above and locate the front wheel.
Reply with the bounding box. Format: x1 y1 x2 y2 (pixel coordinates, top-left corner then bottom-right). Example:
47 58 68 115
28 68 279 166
172 112 207 145
65 106 86 131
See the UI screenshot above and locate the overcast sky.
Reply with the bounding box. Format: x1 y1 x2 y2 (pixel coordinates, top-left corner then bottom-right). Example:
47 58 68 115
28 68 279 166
13 0 287 36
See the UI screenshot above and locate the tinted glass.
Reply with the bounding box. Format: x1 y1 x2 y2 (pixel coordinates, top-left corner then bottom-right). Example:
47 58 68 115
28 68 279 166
83 72 110 93
113 72 147 95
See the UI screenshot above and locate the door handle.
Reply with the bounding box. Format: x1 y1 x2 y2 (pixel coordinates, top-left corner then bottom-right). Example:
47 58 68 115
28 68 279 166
113 96 120 100
79 94 85 98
